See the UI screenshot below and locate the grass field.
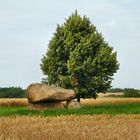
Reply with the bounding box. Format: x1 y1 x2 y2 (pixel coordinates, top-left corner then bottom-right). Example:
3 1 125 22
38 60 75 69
0 115 140 140
0 98 28 107
0 97 139 117
0 96 140 107
0 96 140 140
81 97 140 106
0 103 140 117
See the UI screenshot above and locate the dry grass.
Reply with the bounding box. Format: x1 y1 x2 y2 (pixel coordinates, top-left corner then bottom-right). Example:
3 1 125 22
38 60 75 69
0 98 28 107
0 115 140 140
0 96 140 107
81 97 140 106
98 92 124 97
0 96 140 140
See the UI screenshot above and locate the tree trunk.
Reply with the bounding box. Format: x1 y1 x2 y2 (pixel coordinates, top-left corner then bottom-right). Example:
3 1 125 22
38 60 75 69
77 95 81 102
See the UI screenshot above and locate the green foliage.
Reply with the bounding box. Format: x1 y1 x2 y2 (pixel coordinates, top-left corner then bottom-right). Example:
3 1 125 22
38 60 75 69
0 87 26 98
40 10 119 101
123 88 140 97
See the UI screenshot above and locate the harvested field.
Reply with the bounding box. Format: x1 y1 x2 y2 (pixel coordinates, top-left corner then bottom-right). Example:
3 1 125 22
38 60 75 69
0 115 140 140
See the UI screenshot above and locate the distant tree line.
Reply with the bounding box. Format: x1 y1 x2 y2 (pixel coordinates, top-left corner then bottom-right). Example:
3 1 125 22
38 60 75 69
107 88 124 93
0 87 26 98
123 88 140 97
107 88 140 97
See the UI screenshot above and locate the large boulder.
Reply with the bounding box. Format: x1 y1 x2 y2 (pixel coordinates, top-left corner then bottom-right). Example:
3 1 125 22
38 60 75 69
29 102 65 110
27 83 75 103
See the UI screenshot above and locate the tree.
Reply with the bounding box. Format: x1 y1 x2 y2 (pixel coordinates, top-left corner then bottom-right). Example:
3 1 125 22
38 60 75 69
40 11 119 102
0 87 26 98
123 88 140 97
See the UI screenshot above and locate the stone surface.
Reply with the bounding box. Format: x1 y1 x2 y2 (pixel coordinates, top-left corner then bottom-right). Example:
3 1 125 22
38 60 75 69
27 83 75 103
29 102 65 110
66 100 81 109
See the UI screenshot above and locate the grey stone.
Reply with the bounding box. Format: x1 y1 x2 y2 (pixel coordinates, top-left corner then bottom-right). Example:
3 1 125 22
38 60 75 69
29 102 65 110
27 83 75 103
66 100 81 109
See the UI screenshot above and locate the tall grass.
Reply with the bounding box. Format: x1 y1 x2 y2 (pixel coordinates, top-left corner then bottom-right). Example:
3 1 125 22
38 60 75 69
81 98 140 106
0 115 140 140
0 98 139 117
0 98 140 139
0 98 28 107
0 97 140 107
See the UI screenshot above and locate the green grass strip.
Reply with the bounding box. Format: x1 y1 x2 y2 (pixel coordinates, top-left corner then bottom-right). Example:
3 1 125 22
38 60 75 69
0 103 139 117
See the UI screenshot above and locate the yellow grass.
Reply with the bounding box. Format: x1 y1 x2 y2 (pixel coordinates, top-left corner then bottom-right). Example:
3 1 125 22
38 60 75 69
0 98 28 107
0 96 140 107
0 115 140 140
81 97 140 106
0 96 140 139
98 92 124 97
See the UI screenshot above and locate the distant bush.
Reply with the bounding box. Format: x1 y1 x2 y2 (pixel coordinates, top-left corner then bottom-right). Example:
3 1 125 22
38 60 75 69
107 88 124 93
0 87 26 98
123 88 140 97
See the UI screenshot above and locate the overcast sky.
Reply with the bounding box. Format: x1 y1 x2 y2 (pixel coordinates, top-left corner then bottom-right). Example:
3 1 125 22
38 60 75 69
0 0 140 89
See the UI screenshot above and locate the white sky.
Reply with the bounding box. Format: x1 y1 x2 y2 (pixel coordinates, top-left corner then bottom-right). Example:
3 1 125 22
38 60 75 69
0 0 140 89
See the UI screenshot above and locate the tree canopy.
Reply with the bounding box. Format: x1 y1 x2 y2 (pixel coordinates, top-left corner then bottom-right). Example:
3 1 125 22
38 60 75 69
40 11 119 102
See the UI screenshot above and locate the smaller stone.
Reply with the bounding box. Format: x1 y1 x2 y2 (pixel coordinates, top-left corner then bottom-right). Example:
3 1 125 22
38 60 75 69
29 102 65 110
66 100 81 109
